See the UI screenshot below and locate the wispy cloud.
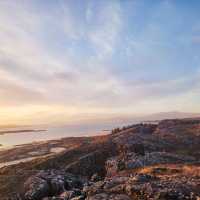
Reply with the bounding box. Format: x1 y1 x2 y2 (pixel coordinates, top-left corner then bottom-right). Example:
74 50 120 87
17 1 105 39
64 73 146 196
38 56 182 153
0 73 45 106
0 0 199 124
87 1 122 59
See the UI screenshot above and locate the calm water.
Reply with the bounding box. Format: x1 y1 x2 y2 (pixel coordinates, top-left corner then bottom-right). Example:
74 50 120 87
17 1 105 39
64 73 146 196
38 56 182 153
0 147 67 168
0 125 110 148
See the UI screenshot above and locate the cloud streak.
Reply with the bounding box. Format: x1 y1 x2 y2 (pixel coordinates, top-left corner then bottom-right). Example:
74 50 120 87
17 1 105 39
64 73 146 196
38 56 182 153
0 0 199 124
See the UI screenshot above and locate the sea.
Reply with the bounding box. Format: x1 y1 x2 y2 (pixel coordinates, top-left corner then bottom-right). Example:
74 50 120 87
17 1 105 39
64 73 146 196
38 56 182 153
0 125 111 148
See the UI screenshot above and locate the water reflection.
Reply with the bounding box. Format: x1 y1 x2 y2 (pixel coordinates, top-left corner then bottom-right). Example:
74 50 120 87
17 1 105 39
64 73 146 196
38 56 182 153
0 125 109 147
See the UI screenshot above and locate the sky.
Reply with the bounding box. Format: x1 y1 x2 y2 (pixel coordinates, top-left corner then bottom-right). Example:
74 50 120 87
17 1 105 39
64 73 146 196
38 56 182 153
0 0 200 125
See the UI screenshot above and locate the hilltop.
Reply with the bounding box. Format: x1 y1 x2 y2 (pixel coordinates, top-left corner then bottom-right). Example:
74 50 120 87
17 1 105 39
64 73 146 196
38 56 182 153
0 118 200 199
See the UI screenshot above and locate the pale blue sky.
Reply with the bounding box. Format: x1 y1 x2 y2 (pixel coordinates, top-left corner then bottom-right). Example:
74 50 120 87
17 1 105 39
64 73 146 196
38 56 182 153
0 0 199 124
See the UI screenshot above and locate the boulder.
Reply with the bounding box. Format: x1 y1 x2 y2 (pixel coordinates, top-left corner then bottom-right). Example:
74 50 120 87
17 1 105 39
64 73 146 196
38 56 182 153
24 170 84 200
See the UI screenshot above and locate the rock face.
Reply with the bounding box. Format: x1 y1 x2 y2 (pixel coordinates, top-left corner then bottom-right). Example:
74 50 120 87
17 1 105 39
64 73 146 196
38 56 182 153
105 151 196 176
65 149 113 177
24 170 84 200
1 118 200 200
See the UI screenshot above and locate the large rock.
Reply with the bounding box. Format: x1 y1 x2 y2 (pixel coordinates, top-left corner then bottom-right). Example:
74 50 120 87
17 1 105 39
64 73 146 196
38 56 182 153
24 170 84 200
24 175 50 200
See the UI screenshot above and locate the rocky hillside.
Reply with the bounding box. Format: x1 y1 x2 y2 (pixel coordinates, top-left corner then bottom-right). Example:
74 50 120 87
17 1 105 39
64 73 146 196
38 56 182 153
0 118 200 200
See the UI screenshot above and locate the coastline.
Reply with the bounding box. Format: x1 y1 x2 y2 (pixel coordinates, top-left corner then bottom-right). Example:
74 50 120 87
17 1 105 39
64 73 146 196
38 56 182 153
0 133 107 168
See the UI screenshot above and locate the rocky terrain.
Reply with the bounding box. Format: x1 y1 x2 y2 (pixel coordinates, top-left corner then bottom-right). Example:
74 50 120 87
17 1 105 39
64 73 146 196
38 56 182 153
0 118 200 200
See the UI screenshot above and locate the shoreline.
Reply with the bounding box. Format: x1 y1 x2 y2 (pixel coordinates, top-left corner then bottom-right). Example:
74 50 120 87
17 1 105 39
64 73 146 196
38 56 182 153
0 133 108 168
0 147 67 169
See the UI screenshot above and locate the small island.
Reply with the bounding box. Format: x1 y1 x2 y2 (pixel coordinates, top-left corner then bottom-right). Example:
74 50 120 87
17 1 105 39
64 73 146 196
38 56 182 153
0 129 47 136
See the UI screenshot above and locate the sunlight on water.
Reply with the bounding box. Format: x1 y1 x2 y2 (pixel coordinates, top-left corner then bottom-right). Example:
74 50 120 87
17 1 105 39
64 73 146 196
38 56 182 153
0 126 109 147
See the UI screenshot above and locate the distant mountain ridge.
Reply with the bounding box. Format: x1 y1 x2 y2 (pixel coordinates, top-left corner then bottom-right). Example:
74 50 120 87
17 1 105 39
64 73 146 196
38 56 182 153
0 112 199 131
140 111 200 121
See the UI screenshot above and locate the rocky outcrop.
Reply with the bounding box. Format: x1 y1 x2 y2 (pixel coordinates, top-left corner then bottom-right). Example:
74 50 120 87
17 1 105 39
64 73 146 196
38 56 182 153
105 149 195 176
23 165 200 200
84 165 200 200
24 170 84 200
